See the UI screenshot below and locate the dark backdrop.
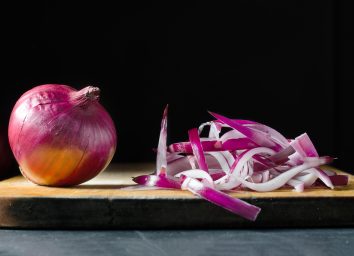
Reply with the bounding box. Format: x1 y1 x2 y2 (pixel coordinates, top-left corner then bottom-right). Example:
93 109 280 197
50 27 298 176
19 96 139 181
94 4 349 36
1 1 353 171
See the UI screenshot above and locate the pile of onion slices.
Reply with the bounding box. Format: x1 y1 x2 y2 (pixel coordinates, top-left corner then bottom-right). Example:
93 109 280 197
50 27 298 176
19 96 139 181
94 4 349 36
133 106 348 221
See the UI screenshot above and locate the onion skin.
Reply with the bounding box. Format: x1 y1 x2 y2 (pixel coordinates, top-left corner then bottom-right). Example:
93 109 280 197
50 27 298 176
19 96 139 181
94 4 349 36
8 84 117 186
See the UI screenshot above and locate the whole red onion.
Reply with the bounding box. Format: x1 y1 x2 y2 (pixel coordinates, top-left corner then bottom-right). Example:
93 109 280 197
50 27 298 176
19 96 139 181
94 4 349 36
8 84 117 186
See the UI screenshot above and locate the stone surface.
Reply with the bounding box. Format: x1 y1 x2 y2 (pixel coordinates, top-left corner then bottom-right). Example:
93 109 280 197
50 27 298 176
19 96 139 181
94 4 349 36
0 229 353 256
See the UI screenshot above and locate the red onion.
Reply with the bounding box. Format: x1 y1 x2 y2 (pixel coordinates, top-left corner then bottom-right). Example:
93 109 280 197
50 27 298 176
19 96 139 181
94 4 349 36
8 84 117 186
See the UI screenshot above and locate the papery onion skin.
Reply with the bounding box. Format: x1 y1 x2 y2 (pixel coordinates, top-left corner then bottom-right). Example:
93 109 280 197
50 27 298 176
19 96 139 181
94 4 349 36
8 84 117 186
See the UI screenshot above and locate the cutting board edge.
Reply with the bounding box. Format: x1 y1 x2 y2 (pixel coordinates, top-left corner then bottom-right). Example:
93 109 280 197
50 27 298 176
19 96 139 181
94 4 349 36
0 196 353 229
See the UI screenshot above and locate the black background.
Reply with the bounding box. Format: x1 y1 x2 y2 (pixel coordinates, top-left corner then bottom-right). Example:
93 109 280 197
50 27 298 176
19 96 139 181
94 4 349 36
1 1 353 171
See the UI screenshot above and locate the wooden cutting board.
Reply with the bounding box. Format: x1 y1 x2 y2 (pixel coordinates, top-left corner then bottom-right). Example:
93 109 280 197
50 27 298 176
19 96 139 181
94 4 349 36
0 163 353 229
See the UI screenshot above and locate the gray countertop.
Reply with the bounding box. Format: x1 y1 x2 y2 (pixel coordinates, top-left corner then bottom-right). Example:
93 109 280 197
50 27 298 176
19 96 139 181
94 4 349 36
0 229 353 256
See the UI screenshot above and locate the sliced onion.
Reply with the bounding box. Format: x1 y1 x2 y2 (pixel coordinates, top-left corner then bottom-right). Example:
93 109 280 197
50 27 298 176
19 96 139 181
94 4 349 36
290 134 334 189
328 175 349 186
182 177 260 221
175 169 214 187
133 174 181 189
286 179 305 192
188 128 209 173
132 107 346 221
216 147 276 190
237 157 332 192
206 152 232 174
293 169 318 187
169 139 223 153
156 105 168 175
209 112 282 151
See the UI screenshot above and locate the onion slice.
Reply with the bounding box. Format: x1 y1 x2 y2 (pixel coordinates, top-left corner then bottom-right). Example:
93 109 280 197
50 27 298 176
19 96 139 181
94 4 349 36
188 128 209 173
133 173 181 189
328 175 349 186
209 112 282 151
156 105 168 176
182 177 261 221
237 157 332 192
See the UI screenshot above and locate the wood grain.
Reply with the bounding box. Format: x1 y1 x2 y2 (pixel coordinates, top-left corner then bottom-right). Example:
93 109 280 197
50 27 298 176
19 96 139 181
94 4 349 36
0 163 353 229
